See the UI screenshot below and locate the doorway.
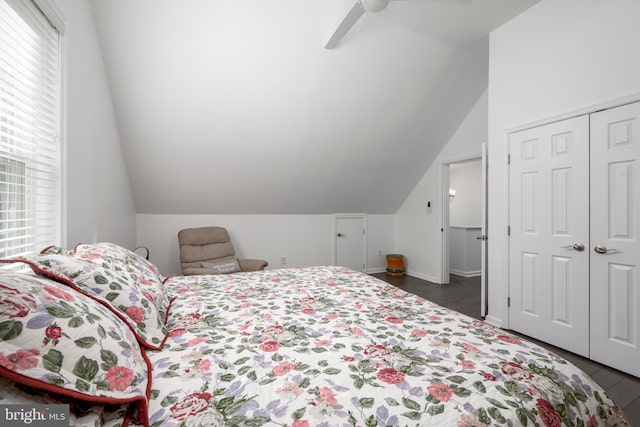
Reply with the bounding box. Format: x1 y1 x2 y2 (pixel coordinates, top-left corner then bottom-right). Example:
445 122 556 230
440 148 487 316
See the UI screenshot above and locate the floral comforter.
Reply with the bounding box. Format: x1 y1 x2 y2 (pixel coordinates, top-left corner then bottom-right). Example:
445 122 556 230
146 266 627 427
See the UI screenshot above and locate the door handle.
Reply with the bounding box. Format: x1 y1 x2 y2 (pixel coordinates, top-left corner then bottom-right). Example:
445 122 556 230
476 235 488 241
594 245 617 254
561 243 585 251
337 233 346 237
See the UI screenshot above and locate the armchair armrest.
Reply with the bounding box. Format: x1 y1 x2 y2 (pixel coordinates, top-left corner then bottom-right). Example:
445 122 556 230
239 259 268 271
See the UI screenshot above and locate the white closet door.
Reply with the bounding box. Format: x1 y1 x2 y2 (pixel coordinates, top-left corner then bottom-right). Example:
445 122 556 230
590 101 640 377
509 116 590 356
335 215 366 272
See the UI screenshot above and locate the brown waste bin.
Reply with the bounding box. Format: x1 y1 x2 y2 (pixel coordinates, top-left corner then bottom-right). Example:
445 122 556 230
386 254 405 277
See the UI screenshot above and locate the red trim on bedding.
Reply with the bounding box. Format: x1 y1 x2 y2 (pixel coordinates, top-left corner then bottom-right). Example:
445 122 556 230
39 245 56 254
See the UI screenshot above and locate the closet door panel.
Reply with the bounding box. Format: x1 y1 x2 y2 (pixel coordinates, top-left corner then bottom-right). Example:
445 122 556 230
509 115 590 356
590 101 640 377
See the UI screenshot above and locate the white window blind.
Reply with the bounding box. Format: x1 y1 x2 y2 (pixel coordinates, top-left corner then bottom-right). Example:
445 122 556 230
0 0 60 260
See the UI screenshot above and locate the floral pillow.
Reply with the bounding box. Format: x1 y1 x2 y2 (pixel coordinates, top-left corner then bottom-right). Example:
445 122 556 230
0 375 131 426
0 273 150 426
73 242 164 285
39 245 75 256
73 242 172 340
1 245 173 350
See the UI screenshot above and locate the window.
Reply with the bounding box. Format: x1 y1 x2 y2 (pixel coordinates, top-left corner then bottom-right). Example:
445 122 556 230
0 0 61 259
0 157 26 257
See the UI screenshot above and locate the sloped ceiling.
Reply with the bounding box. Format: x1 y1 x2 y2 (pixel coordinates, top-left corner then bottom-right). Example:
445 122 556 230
89 0 538 214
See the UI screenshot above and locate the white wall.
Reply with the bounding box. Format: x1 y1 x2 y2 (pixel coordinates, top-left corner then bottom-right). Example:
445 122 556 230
487 0 640 327
449 226 481 277
395 89 488 282
137 214 395 276
449 160 482 227
57 0 136 248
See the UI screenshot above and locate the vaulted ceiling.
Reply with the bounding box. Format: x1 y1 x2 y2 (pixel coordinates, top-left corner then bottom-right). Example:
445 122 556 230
90 0 538 214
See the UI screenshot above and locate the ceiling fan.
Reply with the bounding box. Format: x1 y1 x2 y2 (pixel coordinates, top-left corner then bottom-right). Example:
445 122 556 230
325 0 391 49
325 0 470 49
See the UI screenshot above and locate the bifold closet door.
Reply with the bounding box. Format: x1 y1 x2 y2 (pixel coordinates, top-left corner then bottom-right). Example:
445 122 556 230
590 101 640 377
508 115 590 357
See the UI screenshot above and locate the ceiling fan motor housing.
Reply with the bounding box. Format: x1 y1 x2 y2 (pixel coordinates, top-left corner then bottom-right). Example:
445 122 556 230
361 0 390 13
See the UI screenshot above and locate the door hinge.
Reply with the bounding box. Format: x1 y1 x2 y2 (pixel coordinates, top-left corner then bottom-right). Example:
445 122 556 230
507 154 511 165
507 297 511 307
507 225 511 236
362 228 365 235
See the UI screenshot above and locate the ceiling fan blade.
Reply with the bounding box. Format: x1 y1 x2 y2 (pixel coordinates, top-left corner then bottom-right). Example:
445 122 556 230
325 1 366 49
392 0 471 3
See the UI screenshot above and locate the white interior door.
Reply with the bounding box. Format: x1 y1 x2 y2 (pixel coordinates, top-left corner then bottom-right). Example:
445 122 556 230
590 101 640 377
509 116 590 356
335 215 366 272
480 143 488 317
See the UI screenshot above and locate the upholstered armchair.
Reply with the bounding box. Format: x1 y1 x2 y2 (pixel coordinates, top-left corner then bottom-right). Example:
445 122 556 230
178 226 268 275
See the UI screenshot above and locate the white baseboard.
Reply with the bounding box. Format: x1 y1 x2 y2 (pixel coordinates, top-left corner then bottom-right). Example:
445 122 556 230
405 269 440 284
449 269 481 278
367 268 442 285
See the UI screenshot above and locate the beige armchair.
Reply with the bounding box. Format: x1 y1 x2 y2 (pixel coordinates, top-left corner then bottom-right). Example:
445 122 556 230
178 226 268 275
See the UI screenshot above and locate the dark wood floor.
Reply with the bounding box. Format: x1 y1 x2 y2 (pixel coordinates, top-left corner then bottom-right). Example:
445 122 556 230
371 272 640 426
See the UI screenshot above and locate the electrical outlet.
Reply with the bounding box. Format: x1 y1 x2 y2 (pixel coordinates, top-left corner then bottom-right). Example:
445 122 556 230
280 256 286 265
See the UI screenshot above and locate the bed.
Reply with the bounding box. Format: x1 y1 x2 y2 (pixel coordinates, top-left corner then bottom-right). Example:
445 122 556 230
0 242 629 426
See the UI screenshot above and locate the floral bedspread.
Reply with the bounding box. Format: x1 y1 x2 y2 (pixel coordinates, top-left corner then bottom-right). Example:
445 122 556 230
146 266 627 427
